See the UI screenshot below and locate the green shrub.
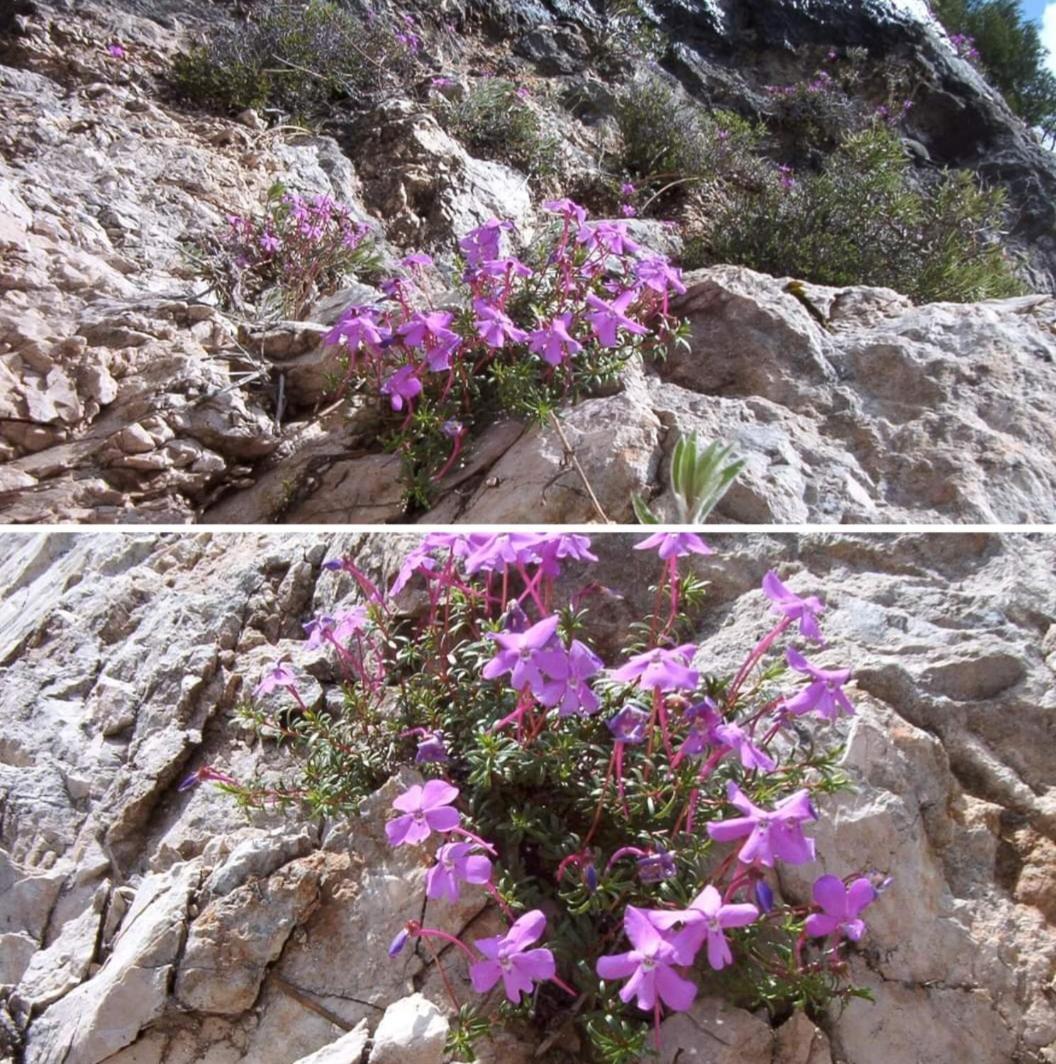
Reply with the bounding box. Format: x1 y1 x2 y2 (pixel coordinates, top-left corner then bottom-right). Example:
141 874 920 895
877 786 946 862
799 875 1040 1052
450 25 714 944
171 0 418 120
615 77 765 194
431 79 561 184
932 0 1056 127
693 124 1025 303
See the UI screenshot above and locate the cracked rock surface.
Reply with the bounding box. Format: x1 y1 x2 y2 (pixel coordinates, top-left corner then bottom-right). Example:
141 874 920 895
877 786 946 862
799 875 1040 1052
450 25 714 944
0 532 1052 1062
2 1 1056 523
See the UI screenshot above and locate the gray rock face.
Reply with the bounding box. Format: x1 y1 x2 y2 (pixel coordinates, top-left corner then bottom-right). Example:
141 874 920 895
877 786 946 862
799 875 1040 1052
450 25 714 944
1 0 1054 524
0 532 1052 1063
433 269 1056 524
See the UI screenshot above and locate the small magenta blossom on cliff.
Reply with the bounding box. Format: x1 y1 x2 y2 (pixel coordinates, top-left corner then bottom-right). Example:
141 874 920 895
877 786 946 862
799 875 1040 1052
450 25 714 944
426 842 493 902
596 906 697 1013
806 875 876 942
611 644 699 692
784 647 856 720
649 885 759 971
707 781 818 866
633 531 713 560
482 614 567 694
385 780 461 846
762 570 827 641
470 910 556 1003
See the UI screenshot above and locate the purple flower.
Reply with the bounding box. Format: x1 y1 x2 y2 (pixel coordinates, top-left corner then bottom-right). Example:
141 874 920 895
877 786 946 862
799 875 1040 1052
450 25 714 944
385 780 461 846
633 532 712 560
611 644 698 692
607 705 650 744
528 313 583 366
783 648 854 721
595 906 697 1013
805 875 876 942
107 42 126 58
636 256 687 297
477 256 534 283
398 310 455 349
777 164 796 191
678 700 776 773
324 308 390 355
381 365 423 412
536 639 604 716
415 730 449 764
761 571 825 641
473 300 529 348
620 181 637 198
542 198 588 226
667 886 758 971
442 419 464 440
459 218 515 267
254 661 297 697
584 289 648 348
425 842 493 901
470 910 556 1004
581 221 640 256
177 765 235 792
259 231 281 254
636 850 676 883
620 204 637 217
401 252 434 270
482 614 568 695
706 781 818 867
303 607 368 649
430 76 454 89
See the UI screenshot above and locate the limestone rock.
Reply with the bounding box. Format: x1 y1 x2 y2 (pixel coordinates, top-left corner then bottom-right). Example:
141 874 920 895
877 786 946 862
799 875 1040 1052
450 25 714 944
24 861 199 1064
292 1021 370 1064
368 993 448 1064
657 996 772 1063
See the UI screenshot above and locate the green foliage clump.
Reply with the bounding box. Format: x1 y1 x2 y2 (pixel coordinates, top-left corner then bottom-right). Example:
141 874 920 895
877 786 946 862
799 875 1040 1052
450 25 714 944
195 181 383 321
171 0 418 120
933 0 1056 128
693 125 1025 303
616 77 764 190
431 79 561 185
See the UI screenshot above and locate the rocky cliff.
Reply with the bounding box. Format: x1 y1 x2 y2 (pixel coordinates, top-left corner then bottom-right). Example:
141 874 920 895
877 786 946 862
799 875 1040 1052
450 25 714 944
2 0 1056 524
0 531 1053 1062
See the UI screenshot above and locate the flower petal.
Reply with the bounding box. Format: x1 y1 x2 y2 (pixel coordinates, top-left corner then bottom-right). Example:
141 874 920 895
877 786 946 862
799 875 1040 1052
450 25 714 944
469 959 501 993
812 874 848 918
503 909 547 953
420 779 459 809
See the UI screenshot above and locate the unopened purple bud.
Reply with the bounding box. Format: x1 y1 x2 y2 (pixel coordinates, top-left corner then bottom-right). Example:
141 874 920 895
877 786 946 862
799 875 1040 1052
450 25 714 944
388 928 410 957
415 731 449 764
322 559 343 571
502 601 530 634
584 864 598 893
442 420 464 440
177 771 201 793
636 851 676 883
755 880 775 913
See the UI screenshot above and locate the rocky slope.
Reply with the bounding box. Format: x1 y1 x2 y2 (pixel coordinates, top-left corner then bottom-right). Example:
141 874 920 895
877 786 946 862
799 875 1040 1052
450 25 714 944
0 531 1054 1062
2 0 1056 523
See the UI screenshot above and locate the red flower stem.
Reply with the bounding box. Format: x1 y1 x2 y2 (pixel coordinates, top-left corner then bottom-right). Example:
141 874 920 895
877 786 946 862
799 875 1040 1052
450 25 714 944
417 933 462 1011
583 747 617 848
726 617 790 709
551 974 579 999
450 826 498 855
416 926 477 964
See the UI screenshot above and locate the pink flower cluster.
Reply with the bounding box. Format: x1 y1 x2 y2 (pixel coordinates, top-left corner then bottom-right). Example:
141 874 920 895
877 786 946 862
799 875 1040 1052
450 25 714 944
322 202 686 474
